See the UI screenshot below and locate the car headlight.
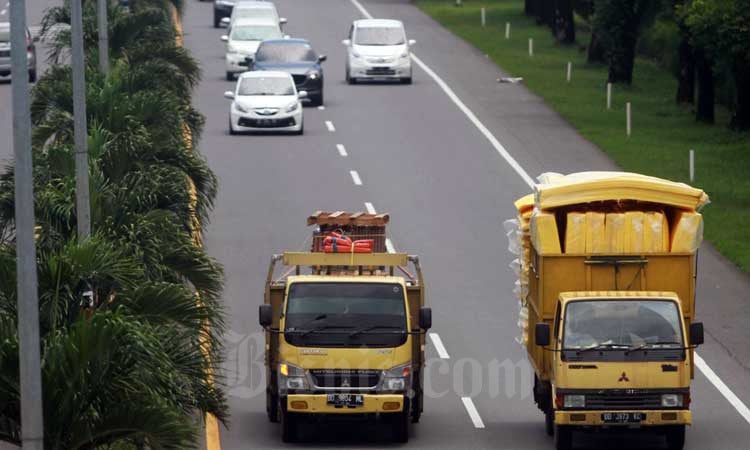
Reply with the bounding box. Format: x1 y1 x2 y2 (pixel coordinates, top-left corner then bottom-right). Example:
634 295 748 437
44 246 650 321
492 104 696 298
400 52 410 59
307 71 319 80
351 51 361 59
285 101 299 113
379 363 411 392
661 394 683 408
234 102 249 113
563 394 586 408
279 362 309 392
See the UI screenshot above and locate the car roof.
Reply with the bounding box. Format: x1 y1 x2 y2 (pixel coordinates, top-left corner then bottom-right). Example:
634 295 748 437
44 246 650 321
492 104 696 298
353 19 404 28
238 70 293 79
231 17 280 27
233 2 277 10
259 38 310 45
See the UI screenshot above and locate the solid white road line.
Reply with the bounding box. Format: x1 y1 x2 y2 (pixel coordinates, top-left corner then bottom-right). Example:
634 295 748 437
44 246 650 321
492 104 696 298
350 170 362 186
336 144 348 157
695 353 750 425
349 0 750 426
385 238 396 254
325 120 335 132
364 202 377 214
461 397 485 429
429 333 450 359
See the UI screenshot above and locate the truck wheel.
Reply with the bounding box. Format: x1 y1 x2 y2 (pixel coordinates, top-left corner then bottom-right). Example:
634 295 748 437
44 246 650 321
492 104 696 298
545 409 554 437
665 425 685 450
554 425 572 450
266 391 278 423
281 411 298 443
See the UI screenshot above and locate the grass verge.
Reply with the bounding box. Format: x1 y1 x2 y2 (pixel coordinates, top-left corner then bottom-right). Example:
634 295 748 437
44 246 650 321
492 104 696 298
416 0 750 272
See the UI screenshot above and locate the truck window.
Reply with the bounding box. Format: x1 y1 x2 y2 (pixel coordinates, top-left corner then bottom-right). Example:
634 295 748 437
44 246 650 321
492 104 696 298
562 299 683 354
284 282 407 348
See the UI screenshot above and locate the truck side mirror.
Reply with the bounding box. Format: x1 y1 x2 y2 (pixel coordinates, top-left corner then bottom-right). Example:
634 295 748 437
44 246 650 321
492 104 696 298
419 307 432 330
690 322 704 346
535 323 551 347
259 304 273 328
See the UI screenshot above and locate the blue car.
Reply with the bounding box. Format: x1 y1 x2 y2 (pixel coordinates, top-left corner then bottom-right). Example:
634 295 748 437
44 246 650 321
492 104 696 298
251 39 326 106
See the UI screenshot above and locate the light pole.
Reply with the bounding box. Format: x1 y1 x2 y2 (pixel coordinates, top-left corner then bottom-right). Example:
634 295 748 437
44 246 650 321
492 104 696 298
71 0 91 238
10 0 45 448
97 0 109 73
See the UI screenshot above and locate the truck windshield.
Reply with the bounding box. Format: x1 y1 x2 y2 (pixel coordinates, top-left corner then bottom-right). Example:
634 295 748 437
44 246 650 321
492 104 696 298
563 300 683 351
284 282 407 348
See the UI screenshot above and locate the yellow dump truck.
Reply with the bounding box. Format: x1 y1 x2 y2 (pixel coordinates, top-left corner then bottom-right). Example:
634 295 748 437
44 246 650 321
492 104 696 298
508 172 709 450
259 212 431 442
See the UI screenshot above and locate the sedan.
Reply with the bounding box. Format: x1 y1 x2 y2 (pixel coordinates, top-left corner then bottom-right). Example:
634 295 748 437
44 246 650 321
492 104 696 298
224 71 305 135
0 22 37 82
252 39 326 106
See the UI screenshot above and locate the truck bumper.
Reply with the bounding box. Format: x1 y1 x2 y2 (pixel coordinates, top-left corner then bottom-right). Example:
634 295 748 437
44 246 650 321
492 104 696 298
555 410 691 426
286 394 404 414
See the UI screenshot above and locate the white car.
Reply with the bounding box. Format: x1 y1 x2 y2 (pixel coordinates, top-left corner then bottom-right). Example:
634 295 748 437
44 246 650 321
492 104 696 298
224 71 305 135
342 19 415 84
220 1 286 29
222 18 284 81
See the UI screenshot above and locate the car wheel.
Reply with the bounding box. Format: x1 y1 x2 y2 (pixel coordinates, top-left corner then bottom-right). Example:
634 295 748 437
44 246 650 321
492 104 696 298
295 122 304 135
225 72 234 82
228 117 237 135
311 94 323 107
400 77 412 85
346 69 356 85
28 70 37 83
213 13 221 28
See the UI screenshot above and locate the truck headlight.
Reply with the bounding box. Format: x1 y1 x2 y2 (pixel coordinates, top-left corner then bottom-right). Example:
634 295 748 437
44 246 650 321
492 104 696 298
563 394 586 408
379 363 411 392
661 394 683 408
279 362 308 392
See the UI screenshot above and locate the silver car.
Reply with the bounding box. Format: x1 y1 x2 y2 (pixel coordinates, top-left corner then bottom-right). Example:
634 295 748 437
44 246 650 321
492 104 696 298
0 22 37 82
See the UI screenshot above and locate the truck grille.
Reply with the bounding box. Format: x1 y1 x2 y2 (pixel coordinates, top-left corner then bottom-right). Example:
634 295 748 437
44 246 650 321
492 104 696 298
309 369 381 388
584 392 663 410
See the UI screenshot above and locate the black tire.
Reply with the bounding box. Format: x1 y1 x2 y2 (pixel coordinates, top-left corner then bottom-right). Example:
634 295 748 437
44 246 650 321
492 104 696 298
295 122 304 135
545 409 554 437
281 410 298 443
266 392 278 422
390 411 409 443
665 425 686 450
310 94 323 107
28 70 36 83
346 71 356 85
213 13 221 28
400 77 412 84
228 117 237 135
554 425 573 450
226 72 234 82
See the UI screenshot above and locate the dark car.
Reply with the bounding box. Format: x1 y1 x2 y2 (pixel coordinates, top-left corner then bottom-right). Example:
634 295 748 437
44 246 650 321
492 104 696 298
251 39 326 106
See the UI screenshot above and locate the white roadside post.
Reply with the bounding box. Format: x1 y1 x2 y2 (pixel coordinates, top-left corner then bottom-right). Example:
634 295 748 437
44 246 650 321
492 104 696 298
566 61 572 83
505 22 511 39
528 38 533 57
690 149 695 182
607 82 612 110
481 7 486 27
626 102 632 137
455 0 462 6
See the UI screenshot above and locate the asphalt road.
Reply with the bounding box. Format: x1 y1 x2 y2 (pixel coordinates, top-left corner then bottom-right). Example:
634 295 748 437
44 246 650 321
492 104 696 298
2 0 750 449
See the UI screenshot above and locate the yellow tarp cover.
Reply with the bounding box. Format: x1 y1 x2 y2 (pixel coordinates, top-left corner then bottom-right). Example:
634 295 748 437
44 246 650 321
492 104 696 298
586 212 607 253
671 211 704 253
624 211 645 253
606 213 626 253
534 172 709 211
565 212 586 254
531 211 561 255
644 212 669 253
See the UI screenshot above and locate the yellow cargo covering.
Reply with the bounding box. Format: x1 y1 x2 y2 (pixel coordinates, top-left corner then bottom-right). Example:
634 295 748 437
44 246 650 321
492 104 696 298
531 211 561 255
644 212 669 252
585 212 607 253
624 211 645 253
534 172 709 211
671 211 704 253
565 212 586 253
605 213 626 253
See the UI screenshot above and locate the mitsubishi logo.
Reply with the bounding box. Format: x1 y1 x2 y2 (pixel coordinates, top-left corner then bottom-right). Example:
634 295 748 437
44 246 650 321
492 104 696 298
341 378 351 388
618 372 630 382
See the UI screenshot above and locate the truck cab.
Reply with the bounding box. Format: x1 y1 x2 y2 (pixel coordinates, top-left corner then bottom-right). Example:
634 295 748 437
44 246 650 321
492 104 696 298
259 213 430 443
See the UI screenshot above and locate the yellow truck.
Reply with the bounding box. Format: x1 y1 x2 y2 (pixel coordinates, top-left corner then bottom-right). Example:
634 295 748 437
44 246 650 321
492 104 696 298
509 172 709 450
258 212 431 442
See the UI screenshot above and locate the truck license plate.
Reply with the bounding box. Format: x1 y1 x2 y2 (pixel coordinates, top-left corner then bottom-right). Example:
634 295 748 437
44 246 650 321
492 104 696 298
326 393 364 407
601 412 644 423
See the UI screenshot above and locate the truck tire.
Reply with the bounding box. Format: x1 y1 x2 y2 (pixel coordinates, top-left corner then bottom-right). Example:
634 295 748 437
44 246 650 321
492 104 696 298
281 410 298 443
665 425 685 450
545 409 554 437
391 411 409 443
266 387 279 422
554 425 572 450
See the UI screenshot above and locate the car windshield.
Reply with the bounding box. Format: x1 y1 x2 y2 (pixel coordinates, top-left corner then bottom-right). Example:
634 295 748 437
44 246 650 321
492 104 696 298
233 8 276 22
237 77 294 96
284 282 407 348
230 24 281 41
256 42 317 62
355 27 405 45
563 300 683 350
